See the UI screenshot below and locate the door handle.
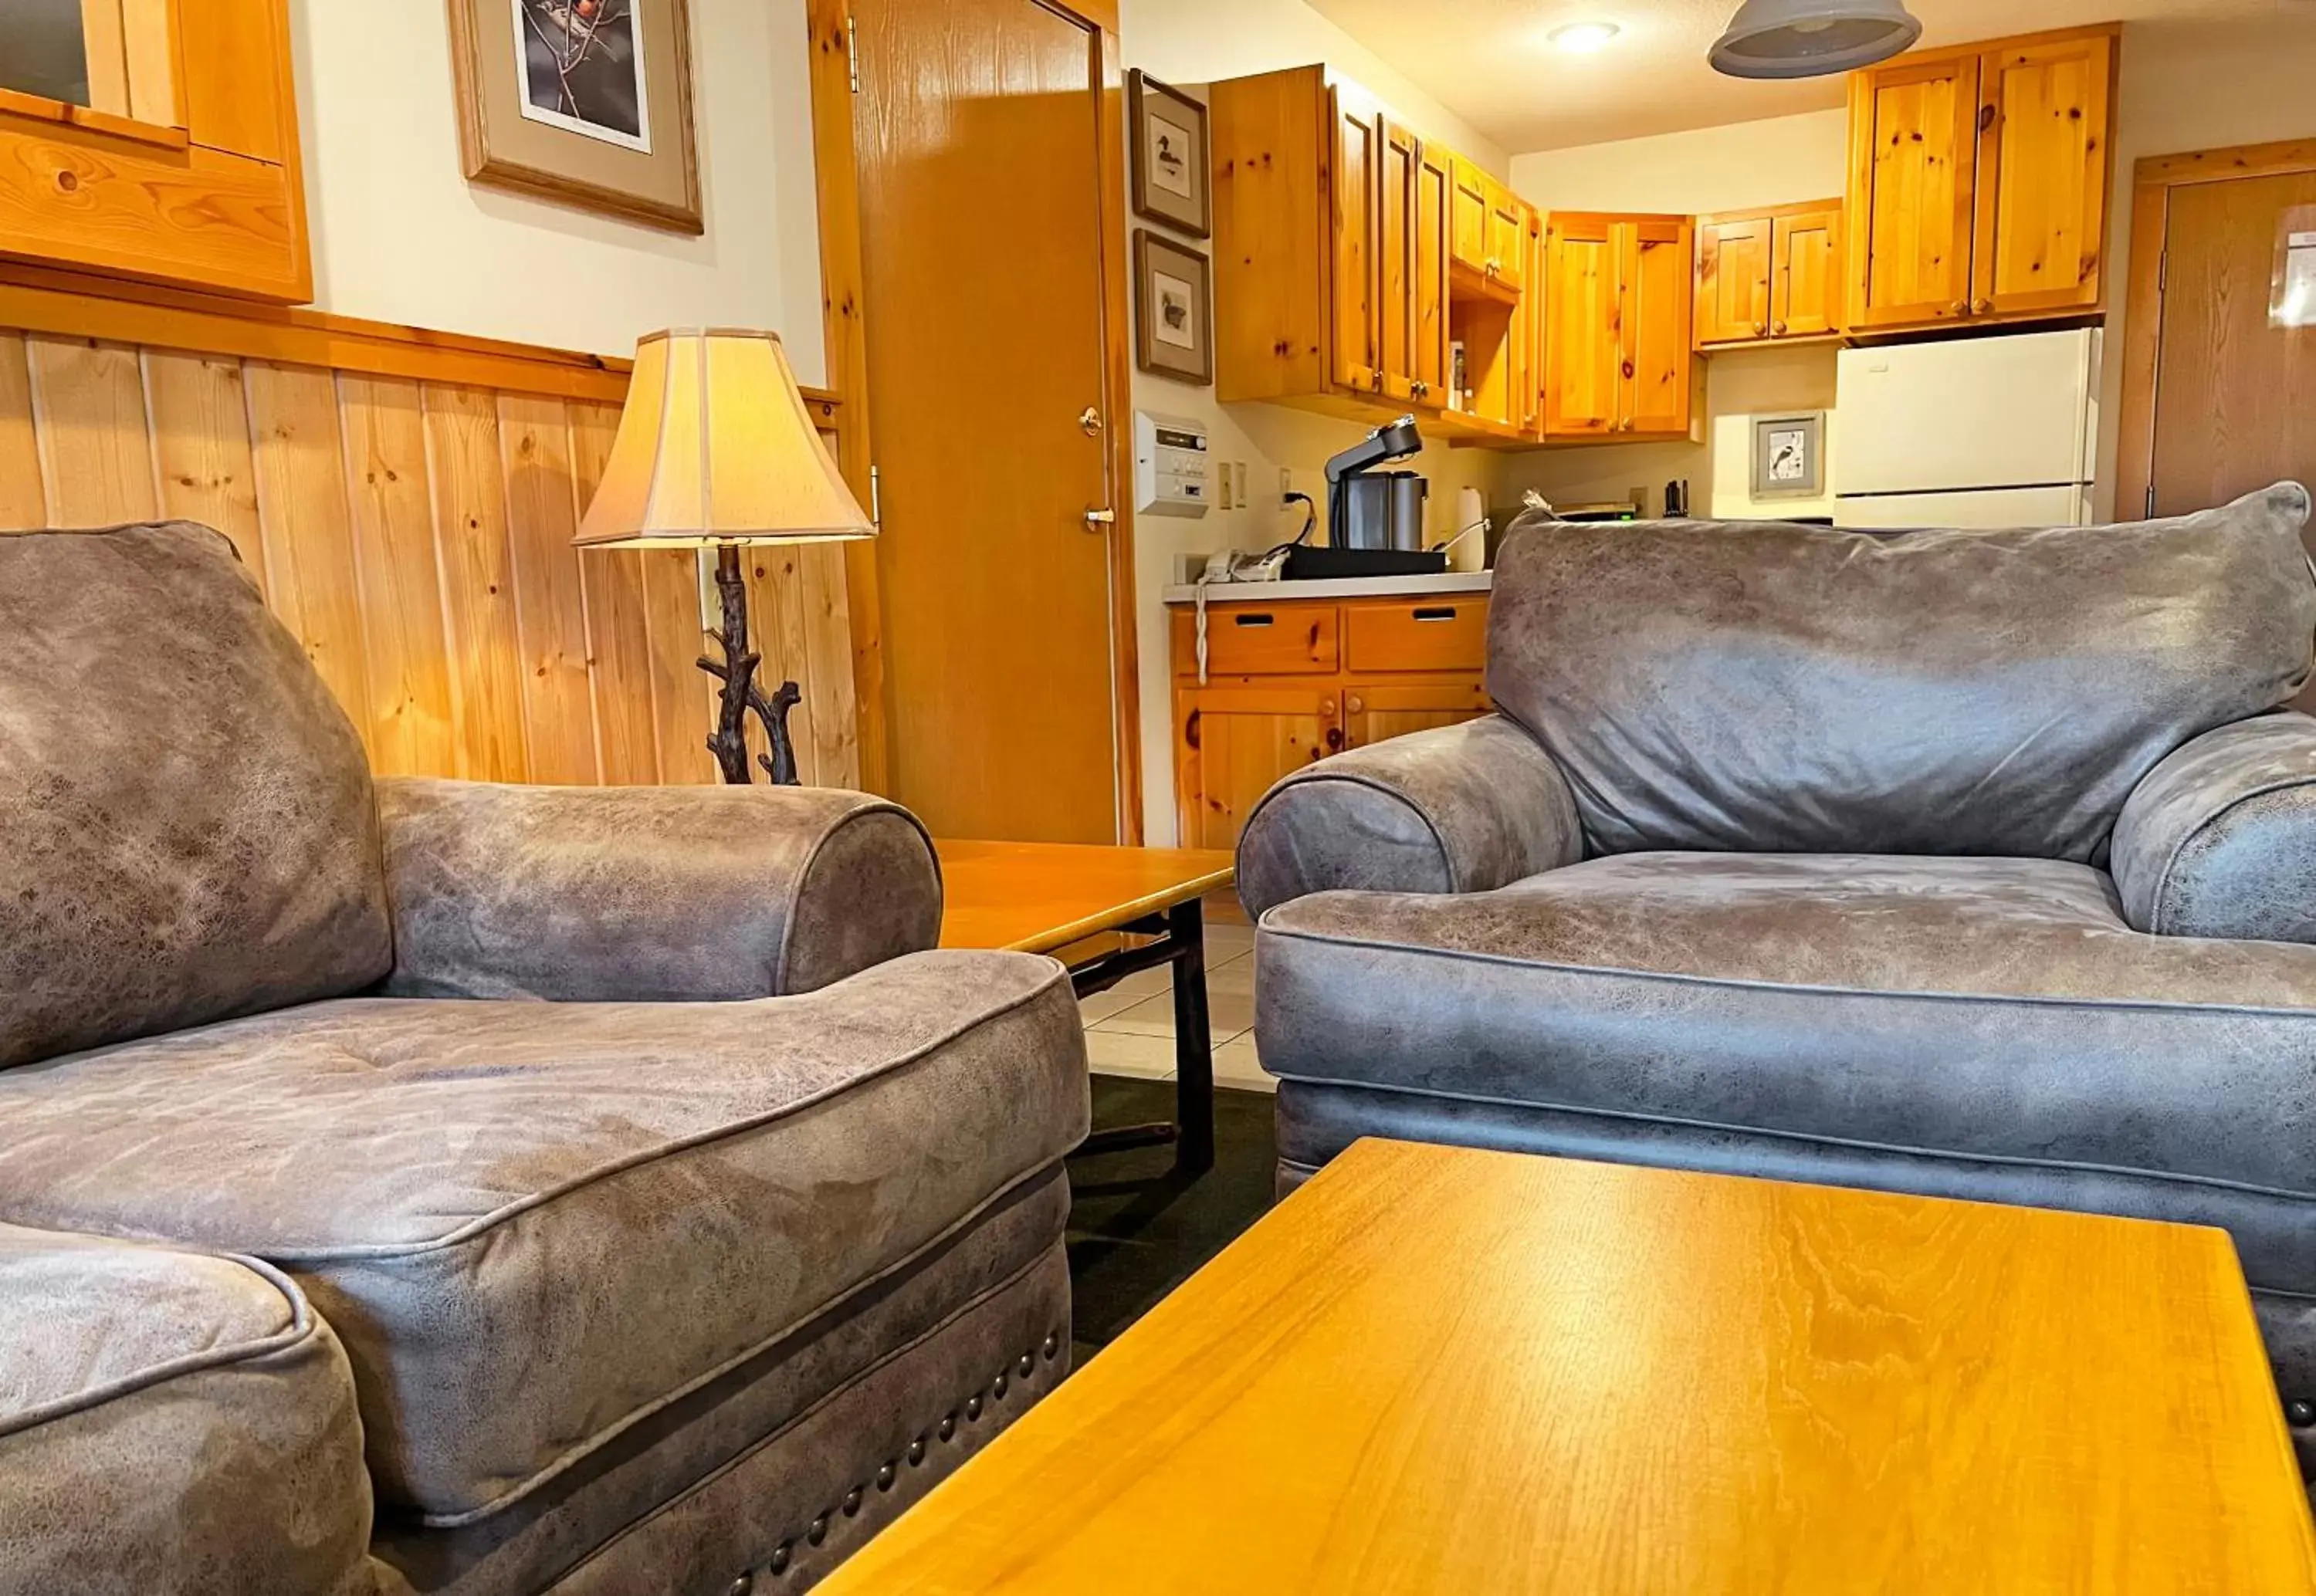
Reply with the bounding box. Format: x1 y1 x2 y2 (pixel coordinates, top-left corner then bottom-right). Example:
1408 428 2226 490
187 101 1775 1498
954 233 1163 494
1078 406 1103 436
1083 507 1116 532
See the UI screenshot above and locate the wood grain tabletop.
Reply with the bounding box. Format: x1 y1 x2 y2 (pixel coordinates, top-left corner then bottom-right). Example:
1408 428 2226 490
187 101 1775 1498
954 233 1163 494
933 838 1234 955
820 1139 2316 1594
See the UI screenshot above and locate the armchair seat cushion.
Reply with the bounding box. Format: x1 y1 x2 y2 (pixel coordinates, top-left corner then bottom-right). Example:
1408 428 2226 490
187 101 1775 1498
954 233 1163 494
0 951 1089 1531
0 1223 374 1596
1260 854 2316 1292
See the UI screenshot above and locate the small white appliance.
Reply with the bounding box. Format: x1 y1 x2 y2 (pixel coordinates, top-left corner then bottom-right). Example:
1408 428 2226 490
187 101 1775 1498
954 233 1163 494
1133 411 1210 518
1833 328 2101 529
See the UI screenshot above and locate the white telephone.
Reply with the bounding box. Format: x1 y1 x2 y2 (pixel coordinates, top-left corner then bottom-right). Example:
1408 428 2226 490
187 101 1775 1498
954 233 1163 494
1200 546 1289 584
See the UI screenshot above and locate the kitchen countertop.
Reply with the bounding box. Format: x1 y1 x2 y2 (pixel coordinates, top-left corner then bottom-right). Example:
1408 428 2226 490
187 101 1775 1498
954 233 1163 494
1160 570 1493 605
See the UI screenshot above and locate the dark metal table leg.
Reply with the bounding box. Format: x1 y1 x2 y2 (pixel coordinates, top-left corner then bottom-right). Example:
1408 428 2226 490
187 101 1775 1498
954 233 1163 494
1067 899 1221 1176
1166 900 1215 1174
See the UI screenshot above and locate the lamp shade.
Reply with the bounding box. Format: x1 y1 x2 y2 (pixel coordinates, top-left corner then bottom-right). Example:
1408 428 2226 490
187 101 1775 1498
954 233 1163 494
1708 0 1921 79
574 328 874 550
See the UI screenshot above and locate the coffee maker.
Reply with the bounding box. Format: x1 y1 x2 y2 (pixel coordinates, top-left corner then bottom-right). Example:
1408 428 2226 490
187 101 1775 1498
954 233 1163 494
1326 414 1427 552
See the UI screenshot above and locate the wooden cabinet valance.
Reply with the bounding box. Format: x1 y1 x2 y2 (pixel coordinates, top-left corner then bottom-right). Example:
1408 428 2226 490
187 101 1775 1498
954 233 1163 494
0 0 308 302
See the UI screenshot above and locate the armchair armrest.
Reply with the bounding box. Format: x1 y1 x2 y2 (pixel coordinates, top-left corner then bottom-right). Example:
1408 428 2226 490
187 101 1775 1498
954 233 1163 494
2111 712 2316 941
1235 714 1584 918
375 779 942 1000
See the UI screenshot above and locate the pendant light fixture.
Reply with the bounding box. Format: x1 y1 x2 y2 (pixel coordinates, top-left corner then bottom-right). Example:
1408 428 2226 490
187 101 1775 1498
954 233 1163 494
1708 0 1922 79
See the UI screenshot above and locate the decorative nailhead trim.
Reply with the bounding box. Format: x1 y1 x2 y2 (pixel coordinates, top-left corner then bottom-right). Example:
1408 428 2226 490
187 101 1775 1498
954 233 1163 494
755 1328 1062 1579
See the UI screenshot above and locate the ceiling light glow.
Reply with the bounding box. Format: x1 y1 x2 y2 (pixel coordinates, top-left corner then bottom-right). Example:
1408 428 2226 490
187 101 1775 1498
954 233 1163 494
1548 21 1621 52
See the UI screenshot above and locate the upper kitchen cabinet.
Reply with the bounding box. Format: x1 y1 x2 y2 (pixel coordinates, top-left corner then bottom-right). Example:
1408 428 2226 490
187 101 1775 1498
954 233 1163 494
1450 157 1526 299
0 0 309 301
1543 211 1695 441
1846 24 2117 334
1210 66 1488 431
1696 201 1844 348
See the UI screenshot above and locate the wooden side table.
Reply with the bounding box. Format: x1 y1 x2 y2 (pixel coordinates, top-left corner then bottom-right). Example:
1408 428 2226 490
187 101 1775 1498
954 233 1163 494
934 840 1237 1174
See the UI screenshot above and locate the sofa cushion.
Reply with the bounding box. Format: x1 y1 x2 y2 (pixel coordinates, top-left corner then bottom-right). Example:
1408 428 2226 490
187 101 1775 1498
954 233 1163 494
0 949 1089 1528
1484 484 2316 861
0 522 391 1072
1257 854 2316 1287
0 1222 374 1596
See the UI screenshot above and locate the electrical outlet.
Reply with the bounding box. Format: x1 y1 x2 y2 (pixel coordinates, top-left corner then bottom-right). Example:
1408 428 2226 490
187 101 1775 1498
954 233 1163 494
1278 466 1295 506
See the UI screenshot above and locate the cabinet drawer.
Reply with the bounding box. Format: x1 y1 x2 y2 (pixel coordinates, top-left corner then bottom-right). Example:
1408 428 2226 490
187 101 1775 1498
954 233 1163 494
1344 598 1488 672
1171 604 1340 675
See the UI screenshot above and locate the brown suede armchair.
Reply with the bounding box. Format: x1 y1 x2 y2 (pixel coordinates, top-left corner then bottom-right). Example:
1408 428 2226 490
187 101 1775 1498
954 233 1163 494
0 521 1089 1595
1239 485 2316 1471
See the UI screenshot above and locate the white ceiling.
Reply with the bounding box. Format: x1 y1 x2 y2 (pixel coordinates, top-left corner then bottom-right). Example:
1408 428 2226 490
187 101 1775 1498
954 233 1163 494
1300 0 2306 154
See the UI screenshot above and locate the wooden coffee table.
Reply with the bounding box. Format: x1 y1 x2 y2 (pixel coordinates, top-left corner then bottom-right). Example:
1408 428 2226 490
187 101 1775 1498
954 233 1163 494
821 1139 2316 1593
934 840 1235 1173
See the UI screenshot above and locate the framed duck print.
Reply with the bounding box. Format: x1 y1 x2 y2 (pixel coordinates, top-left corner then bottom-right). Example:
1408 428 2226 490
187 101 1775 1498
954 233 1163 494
1129 71 1210 239
448 0 703 233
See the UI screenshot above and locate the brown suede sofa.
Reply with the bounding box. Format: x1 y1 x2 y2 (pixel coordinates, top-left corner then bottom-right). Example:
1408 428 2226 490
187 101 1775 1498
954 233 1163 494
0 521 1089 1595
1238 483 2316 1468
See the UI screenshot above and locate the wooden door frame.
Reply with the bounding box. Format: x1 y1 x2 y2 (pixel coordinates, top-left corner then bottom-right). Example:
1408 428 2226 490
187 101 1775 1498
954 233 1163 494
2116 137 2316 522
803 0 1142 839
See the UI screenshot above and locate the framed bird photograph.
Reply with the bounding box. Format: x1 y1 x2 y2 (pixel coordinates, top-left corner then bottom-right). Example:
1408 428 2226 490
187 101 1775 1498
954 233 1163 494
447 0 703 233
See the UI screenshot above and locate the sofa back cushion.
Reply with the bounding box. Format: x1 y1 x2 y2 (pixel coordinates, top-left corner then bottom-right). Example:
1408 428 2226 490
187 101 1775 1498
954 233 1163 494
0 522 391 1070
1485 484 2316 861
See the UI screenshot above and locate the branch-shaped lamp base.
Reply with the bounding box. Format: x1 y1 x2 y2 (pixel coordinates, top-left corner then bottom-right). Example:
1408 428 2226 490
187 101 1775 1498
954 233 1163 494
701 543 801 785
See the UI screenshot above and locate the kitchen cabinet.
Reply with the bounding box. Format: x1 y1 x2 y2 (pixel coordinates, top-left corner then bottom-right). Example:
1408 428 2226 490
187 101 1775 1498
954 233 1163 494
1846 23 2117 333
1213 67 1458 421
0 0 309 300
1695 201 1844 347
1450 157 1527 299
1543 212 1695 441
1170 589 1492 848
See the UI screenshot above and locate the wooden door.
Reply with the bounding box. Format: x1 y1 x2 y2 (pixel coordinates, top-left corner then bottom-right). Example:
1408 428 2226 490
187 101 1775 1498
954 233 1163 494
1847 53 1981 330
1376 114 1420 405
1343 681 1491 749
1175 683 1337 850
1772 206 1844 337
852 0 1129 841
1450 156 1490 279
1330 83 1383 397
1623 218 1695 437
1542 213 1619 439
1697 214 1773 346
1972 30 2115 318
2143 168 2316 520
1414 137 1451 409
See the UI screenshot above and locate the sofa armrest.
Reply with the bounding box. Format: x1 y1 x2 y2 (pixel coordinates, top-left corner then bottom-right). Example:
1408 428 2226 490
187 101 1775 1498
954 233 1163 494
375 779 943 999
2111 713 2316 941
1235 714 1583 918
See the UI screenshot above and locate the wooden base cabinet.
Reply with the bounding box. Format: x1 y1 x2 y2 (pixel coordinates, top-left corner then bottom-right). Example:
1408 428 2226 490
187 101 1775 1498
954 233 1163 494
1170 592 1491 849
1846 23 2118 333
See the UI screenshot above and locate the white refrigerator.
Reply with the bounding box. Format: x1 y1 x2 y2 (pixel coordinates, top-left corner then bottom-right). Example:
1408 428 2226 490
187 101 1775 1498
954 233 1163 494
1833 328 2101 529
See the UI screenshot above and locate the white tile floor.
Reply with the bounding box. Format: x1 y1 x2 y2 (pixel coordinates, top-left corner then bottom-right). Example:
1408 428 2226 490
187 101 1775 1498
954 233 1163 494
1079 918 1274 1094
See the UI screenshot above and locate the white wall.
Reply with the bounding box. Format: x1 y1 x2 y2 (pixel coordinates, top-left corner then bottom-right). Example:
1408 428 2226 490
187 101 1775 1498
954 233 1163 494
1117 0 1517 844
2094 13 2316 519
289 0 827 384
1508 110 1847 218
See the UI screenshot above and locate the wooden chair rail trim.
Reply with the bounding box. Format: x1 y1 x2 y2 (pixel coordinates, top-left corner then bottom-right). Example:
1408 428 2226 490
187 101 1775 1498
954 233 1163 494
0 262 840 411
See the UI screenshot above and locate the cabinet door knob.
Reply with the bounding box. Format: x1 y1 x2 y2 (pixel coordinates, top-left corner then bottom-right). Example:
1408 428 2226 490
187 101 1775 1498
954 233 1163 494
1753 322 1768 336
1972 298 1992 314
1346 695 1364 714
1772 319 1789 334
1322 699 1338 716
1952 300 1970 316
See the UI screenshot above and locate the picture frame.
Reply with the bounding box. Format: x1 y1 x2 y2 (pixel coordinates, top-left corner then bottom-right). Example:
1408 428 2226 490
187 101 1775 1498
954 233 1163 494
1752 411 1825 499
1129 71 1210 239
1134 230 1213 386
447 0 703 234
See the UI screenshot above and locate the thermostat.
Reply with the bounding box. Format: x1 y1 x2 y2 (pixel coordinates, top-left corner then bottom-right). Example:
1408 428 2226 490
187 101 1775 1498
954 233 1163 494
1134 411 1210 518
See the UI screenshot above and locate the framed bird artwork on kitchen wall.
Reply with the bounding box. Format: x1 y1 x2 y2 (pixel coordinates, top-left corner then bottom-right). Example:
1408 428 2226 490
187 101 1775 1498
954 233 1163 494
446 0 703 232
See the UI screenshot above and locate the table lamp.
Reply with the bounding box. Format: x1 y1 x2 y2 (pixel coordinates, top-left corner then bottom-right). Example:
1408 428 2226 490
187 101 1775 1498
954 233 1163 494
574 328 874 785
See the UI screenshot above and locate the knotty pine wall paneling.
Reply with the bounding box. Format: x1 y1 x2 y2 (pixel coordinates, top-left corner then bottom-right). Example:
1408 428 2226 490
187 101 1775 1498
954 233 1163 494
0 330 863 790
